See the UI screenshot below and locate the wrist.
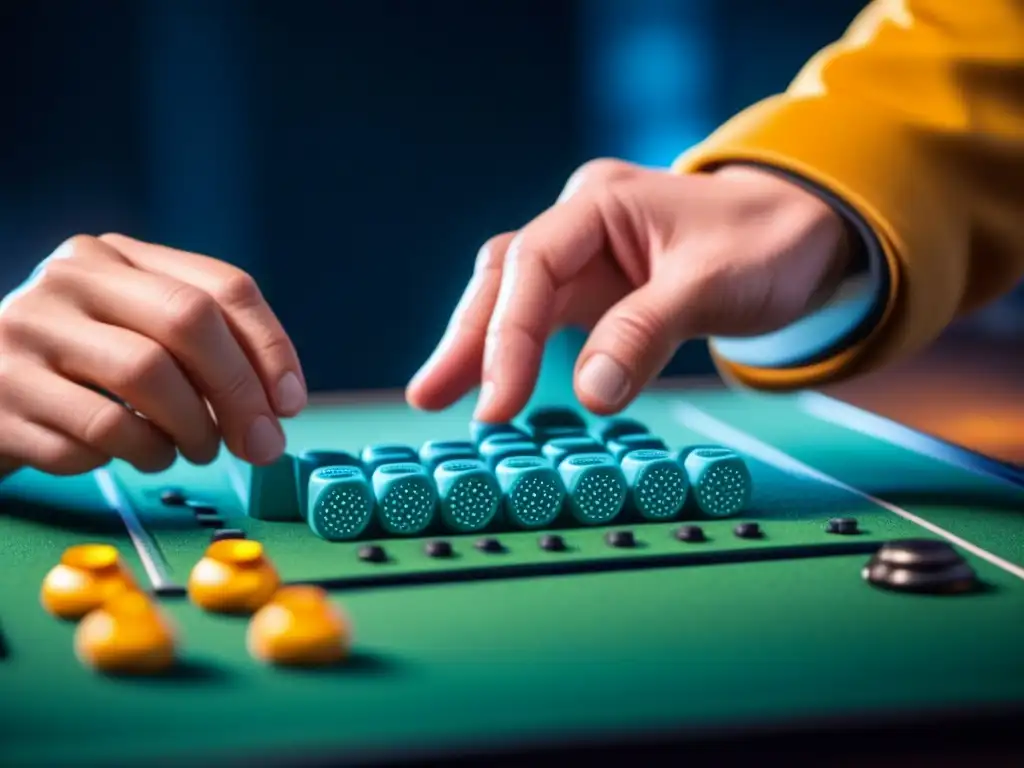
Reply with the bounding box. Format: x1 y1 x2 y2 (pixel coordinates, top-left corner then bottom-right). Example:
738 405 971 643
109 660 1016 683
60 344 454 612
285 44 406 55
713 163 854 307
706 162 888 370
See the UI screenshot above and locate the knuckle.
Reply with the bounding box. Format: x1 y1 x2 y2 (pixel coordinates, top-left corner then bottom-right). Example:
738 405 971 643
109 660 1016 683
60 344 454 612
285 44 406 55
614 303 668 348
211 269 262 309
207 367 255 405
253 332 292 361
32 249 93 292
573 158 633 188
162 283 218 337
115 341 173 392
475 232 514 273
0 356 16 397
503 232 533 267
61 234 98 260
502 233 559 285
80 402 129 447
0 312 33 351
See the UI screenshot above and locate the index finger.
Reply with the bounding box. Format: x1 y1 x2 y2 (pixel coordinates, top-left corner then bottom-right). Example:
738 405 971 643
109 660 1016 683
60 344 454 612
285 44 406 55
475 194 607 423
99 234 307 417
406 232 516 412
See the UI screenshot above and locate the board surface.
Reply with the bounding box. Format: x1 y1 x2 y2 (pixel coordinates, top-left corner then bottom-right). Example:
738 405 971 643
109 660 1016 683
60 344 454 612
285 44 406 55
1 387 1022 766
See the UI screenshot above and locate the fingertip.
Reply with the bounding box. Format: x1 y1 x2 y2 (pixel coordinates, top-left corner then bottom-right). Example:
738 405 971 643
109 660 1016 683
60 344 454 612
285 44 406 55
243 414 286 466
404 363 445 411
407 339 487 413
181 439 221 467
470 381 497 421
575 391 628 417
404 383 440 412
470 381 528 424
274 371 307 417
132 446 179 475
574 352 633 414
405 378 466 413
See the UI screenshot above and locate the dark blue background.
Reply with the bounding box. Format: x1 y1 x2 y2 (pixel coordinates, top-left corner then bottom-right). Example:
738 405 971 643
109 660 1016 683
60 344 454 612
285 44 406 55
3 0 1016 393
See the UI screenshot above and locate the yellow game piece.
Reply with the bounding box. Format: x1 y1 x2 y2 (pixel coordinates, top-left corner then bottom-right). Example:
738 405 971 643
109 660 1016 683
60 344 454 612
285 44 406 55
40 544 138 620
74 591 176 675
187 539 280 614
246 585 349 666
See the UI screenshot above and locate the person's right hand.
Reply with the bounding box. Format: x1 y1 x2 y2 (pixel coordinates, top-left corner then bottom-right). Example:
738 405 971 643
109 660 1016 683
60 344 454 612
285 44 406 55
0 234 308 477
407 161 851 421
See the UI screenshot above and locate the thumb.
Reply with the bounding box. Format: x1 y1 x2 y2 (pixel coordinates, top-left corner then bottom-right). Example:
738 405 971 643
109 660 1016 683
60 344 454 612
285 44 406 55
572 277 712 414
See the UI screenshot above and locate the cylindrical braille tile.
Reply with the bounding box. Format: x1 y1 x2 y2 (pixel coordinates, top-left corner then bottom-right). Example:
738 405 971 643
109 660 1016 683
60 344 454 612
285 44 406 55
620 449 688 521
371 463 437 536
682 448 752 519
307 466 375 541
558 453 627 525
495 456 566 529
434 460 501 533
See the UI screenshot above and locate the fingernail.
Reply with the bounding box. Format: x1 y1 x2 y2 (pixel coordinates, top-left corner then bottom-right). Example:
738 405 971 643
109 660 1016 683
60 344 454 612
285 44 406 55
246 415 285 464
473 381 496 420
578 353 630 408
276 372 307 415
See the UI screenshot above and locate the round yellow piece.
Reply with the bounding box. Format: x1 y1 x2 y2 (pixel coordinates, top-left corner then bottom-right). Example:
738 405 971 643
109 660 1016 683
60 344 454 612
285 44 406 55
75 591 176 675
187 539 280 614
247 586 349 666
40 544 138 620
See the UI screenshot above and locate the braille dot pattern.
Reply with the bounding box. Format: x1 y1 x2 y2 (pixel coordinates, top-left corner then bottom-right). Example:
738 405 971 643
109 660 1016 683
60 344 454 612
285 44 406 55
567 455 609 468
315 466 361 480
509 475 563 526
635 464 687 519
502 456 545 470
377 462 420 476
696 464 749 517
313 485 373 538
440 461 478 473
628 449 668 461
447 477 498 530
693 448 731 459
380 479 435 533
572 469 626 523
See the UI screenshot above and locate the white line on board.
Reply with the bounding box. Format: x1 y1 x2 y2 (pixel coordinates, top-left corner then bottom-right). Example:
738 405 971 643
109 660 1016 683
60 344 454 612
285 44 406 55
797 391 1023 490
671 402 1024 582
93 467 172 590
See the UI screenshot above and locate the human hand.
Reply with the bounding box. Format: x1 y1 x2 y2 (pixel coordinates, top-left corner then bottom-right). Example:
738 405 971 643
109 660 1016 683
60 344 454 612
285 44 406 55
406 161 851 422
0 234 307 477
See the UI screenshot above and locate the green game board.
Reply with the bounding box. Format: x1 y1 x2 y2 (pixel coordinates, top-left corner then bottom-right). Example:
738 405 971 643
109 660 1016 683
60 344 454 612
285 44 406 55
1 384 1022 766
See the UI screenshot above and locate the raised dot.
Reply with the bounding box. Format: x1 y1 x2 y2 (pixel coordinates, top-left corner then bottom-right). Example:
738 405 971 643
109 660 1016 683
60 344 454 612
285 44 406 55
425 540 453 558
826 517 859 535
539 534 566 552
160 488 186 506
475 537 504 553
733 522 761 539
674 524 704 542
357 544 387 563
605 530 635 548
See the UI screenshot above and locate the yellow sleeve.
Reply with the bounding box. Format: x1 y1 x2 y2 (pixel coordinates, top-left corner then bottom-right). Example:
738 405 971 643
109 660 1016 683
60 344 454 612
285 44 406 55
674 0 1024 390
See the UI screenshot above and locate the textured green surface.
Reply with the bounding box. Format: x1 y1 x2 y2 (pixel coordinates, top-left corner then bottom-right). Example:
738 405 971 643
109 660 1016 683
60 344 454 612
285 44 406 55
1 387 1023 766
